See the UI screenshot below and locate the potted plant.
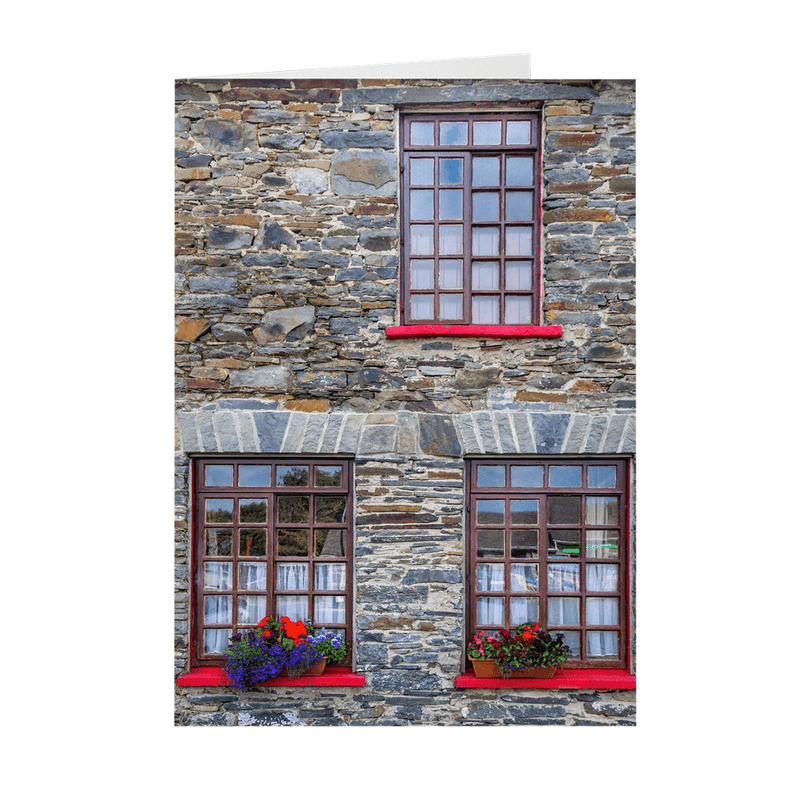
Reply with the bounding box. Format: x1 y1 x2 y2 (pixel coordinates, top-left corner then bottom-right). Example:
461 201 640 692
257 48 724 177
224 616 346 689
467 623 572 678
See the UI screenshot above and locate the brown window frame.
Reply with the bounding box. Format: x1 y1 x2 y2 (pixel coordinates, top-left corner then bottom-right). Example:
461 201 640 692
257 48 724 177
192 457 353 667
400 110 541 325
466 458 629 670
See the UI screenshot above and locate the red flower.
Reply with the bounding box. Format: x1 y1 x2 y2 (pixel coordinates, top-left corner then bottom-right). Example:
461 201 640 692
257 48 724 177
257 616 271 628
522 631 533 640
283 620 307 640
280 617 290 624
260 629 271 638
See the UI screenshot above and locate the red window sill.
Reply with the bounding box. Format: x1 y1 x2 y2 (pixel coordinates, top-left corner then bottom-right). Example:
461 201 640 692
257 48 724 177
176 665 365 688
455 668 636 690
385 325 562 339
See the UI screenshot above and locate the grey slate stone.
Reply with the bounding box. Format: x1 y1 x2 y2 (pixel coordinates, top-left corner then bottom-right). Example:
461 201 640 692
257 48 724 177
319 131 394 149
254 220 295 250
282 412 309 452
301 414 328 452
238 412 259 451
319 415 345 452
196 412 219 452
564 413 591 452
473 411 499 453
621 416 636 452
531 414 570 453
603 414 629 452
229 366 291 389
331 149 396 195
456 415 481 454
418 414 462 457
207 227 253 250
177 413 200 452
495 411 518 454
210 323 248 342
338 415 363 452
191 119 256 154
359 424 398 454
592 102 635 115
214 411 240 452
350 368 405 389
584 417 608 451
511 413 535 452
251 411 290 452
341 84 597 106
254 306 315 343
401 569 461 584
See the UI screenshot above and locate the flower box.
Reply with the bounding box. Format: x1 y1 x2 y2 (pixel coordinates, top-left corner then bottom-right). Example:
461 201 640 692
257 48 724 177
468 657 556 679
280 656 327 678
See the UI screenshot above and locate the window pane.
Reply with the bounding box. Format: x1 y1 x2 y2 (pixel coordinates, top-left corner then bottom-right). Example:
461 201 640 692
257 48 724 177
472 261 499 290
410 295 434 320
472 157 500 186
239 529 266 556
277 495 309 523
556 630 580 658
204 595 231 624
587 631 618 658
587 597 618 626
204 629 231 654
473 120 502 145
510 499 539 525
549 465 582 488
439 189 463 219
440 158 463 185
477 563 505 592
410 158 434 185
316 496 347 524
439 260 463 289
276 595 308 620
506 191 533 220
472 228 499 256
410 189 434 220
510 563 538 592
477 597 504 626
411 260 434 289
314 465 343 487
476 529 504 558
506 262 532 291
548 529 581 558
439 225 463 255
586 497 619 525
586 564 618 592
510 596 538 625
510 465 543 487
477 464 505 487
315 528 346 557
548 563 580 592
316 563 347 591
239 562 266 591
205 465 233 486
410 225 434 255
506 120 531 145
238 595 266 624
505 296 531 324
440 121 467 145
548 496 581 525
473 192 499 221
410 121 434 145
205 529 232 556
506 227 533 255
506 156 533 185
440 294 463 320
277 528 309 556
510 529 538 559
315 595 346 624
205 499 233 523
587 466 617 488
239 498 267 523
473 295 499 324
548 597 579 625
277 562 309 590
238 465 270 487
586 529 619 559
476 499 504 525
276 465 309 487
204 562 232 591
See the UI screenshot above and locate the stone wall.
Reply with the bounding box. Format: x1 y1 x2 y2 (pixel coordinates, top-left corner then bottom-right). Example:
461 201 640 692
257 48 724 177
175 78 635 726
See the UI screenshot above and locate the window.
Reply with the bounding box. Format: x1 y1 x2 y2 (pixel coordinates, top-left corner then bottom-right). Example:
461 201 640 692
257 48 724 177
467 459 628 669
193 458 352 666
401 112 540 325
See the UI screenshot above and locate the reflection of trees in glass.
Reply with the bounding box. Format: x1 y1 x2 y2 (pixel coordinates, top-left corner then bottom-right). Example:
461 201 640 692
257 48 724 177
239 529 266 556
277 528 309 556
239 500 267 523
314 466 342 486
277 466 309 486
315 529 346 557
277 495 309 523
206 529 232 556
316 497 347 524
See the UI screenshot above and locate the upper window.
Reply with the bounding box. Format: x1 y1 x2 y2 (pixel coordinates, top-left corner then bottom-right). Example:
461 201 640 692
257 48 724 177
193 458 352 666
400 112 540 325
467 459 628 669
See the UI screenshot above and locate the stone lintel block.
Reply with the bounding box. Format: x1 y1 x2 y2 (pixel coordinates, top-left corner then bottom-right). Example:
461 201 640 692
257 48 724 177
531 414 571 453
473 411 500 453
341 84 597 107
213 411 241 452
359 424 398 455
418 414 461 457
564 414 592 452
602 414 628 453
251 411 290 453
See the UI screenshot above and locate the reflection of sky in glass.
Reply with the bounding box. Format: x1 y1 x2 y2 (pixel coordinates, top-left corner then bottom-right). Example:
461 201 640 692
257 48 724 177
205 465 233 486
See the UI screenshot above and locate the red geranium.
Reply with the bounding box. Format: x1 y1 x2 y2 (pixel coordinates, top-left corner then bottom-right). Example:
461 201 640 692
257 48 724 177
283 620 307 640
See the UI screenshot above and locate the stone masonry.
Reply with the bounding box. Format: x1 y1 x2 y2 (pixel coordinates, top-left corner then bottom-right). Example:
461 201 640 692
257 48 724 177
175 78 635 726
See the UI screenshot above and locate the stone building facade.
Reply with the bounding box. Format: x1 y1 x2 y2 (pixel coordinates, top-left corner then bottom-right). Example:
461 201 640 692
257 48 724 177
174 78 636 726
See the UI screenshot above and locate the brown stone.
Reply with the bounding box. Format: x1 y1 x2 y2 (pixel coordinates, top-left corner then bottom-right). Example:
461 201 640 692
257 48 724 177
285 399 330 412
543 207 615 224
175 318 211 342
570 379 608 392
545 104 582 116
205 358 246 369
190 367 228 380
547 182 601 194
175 232 195 249
186 379 220 389
218 109 241 120
175 167 211 181
209 214 260 228
552 133 598 147
354 203 395 215
288 103 320 112
515 390 569 403
609 177 636 194
592 166 628 178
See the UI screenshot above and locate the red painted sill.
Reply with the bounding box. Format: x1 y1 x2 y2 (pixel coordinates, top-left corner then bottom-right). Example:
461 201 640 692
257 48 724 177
176 665 364 688
385 325 562 339
455 668 636 690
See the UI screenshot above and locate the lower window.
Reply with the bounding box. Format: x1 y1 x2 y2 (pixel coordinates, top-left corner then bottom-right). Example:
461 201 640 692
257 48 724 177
192 457 353 666
467 458 629 669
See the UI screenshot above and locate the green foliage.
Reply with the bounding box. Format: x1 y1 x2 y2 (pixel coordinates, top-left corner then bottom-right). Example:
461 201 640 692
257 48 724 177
467 623 572 673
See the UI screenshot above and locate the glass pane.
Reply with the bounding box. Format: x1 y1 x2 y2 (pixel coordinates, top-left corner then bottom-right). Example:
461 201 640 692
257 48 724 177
586 497 619 525
510 596 539 626
239 498 267 523
410 295 434 320
549 465 582 488
506 262 532 291
473 295 499 324
238 465 270 487
440 121 467 145
276 465 309 487
587 598 618 626
510 529 538 559
506 191 533 221
588 466 617 488
473 192 499 221
548 597 579 625
316 563 347 591
439 189 463 219
410 225 434 255
277 528 309 556
204 562 232 591
315 528 346 557
476 529 504 558
586 564 618 592
439 259 463 289
510 465 543 487
510 563 538 592
476 499 504 525
314 465 343 487
506 120 531 145
548 563 580 592
411 261 435 290
477 464 504 487
439 225 463 255
440 158 463 185
477 597 504 626
315 595 346 624
586 529 619 559
238 562 266 591
472 227 499 256
473 120 501 145
548 496 581 525
506 227 533 256
477 563 505 592
440 294 462 320
505 296 531 324
205 529 232 556
205 465 233 486
277 562 309 590
238 595 266 625
203 628 231 654
277 495 309 523
506 156 533 186
239 529 266 556
587 631 618 658
410 189 434 220
548 529 581 558
472 261 499 290
410 158 434 185
472 157 500 186
410 121 434 145
204 595 231 624
316 496 347 524
510 499 539 525
276 595 308 620
205 499 233 523
556 630 580 658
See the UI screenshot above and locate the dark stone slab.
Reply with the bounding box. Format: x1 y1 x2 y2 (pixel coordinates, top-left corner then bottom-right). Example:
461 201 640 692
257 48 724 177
342 84 597 106
418 414 462 457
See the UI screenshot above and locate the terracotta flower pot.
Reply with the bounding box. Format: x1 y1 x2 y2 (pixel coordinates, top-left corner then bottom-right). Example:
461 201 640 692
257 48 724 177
282 656 327 678
469 657 556 679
